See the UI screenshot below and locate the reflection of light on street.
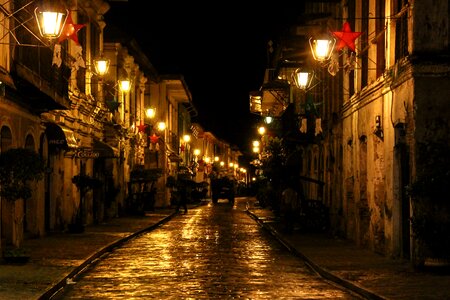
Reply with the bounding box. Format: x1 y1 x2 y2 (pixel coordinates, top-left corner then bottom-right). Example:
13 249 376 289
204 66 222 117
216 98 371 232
145 230 174 272
215 230 220 244
181 209 202 240
239 234 272 279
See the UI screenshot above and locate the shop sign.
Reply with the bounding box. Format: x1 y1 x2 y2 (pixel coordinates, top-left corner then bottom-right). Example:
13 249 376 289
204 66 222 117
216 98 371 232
75 149 100 159
48 139 66 147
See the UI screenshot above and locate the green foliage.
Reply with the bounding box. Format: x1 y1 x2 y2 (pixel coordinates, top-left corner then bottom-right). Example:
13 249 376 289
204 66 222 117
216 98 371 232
0 148 46 201
260 137 285 183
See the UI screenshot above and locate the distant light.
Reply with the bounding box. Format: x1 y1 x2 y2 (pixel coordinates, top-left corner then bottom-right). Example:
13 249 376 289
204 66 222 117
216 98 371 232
146 108 156 119
264 116 273 124
258 126 266 135
119 79 131 92
183 134 191 143
157 122 166 131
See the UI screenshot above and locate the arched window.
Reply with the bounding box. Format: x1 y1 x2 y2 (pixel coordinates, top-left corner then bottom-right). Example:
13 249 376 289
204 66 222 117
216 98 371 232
25 134 35 151
0 126 12 153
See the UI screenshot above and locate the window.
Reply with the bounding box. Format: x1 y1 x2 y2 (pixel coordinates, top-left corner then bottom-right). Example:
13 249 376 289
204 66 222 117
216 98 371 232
360 1 369 88
25 134 35 150
0 126 12 153
375 0 386 77
395 0 409 60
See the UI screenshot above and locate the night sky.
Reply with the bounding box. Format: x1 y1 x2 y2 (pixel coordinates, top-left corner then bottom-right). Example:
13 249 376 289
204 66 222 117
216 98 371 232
104 1 304 158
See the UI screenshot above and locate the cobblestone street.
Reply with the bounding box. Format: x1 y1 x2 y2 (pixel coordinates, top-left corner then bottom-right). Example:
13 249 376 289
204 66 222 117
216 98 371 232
56 198 360 299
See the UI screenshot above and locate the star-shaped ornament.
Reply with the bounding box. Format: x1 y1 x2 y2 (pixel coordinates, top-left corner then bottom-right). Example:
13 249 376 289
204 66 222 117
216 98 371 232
137 123 147 133
332 22 362 52
149 134 159 144
58 12 85 45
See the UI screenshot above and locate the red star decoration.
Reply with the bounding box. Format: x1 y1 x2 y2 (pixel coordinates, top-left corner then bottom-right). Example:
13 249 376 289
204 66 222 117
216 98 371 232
58 12 85 45
332 22 362 52
149 134 159 144
137 123 147 133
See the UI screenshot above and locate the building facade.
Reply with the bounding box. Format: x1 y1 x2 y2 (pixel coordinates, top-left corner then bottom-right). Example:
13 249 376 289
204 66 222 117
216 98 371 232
257 0 450 264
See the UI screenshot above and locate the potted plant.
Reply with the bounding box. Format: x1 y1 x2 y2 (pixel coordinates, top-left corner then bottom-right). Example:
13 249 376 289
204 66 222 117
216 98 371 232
70 174 102 233
0 148 45 261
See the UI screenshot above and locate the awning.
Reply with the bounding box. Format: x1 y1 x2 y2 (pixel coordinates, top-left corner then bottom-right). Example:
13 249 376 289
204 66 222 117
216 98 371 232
260 79 290 117
45 122 78 149
93 139 118 158
167 150 183 162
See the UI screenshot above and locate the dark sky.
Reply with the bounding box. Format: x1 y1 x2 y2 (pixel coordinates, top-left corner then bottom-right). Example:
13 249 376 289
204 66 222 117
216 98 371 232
104 1 303 157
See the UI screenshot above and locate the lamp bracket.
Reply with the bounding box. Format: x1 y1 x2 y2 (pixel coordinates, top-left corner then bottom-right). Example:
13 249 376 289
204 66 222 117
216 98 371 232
0 1 49 48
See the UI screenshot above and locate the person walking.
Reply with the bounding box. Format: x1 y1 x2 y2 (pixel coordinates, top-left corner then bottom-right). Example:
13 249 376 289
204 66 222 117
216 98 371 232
176 178 189 214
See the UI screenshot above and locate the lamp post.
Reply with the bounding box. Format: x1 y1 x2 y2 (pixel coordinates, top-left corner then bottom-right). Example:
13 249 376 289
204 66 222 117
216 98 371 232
258 125 266 136
94 56 110 77
309 36 336 62
193 149 200 161
144 107 165 149
182 134 191 165
252 140 260 154
264 116 273 124
156 121 166 132
119 79 131 93
145 107 156 120
143 106 166 168
34 2 68 40
292 68 314 91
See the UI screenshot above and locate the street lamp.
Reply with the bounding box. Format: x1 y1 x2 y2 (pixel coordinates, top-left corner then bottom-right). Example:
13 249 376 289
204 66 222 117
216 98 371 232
183 134 191 143
264 116 273 124
252 140 260 154
119 79 131 93
193 149 200 162
93 56 110 77
258 125 266 135
156 121 166 132
292 68 314 91
145 107 156 120
309 36 336 62
34 3 68 40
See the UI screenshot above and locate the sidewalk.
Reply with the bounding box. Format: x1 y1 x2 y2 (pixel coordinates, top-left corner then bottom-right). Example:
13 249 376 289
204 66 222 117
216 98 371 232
246 207 450 300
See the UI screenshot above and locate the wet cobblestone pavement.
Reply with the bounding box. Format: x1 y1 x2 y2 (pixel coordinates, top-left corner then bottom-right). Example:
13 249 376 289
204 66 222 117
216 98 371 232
57 200 360 299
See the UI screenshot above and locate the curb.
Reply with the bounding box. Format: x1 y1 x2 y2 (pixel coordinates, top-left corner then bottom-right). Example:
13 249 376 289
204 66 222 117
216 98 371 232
39 211 178 300
245 209 388 300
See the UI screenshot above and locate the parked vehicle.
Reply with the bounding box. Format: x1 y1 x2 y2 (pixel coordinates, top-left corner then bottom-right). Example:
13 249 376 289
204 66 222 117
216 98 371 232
211 176 236 204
